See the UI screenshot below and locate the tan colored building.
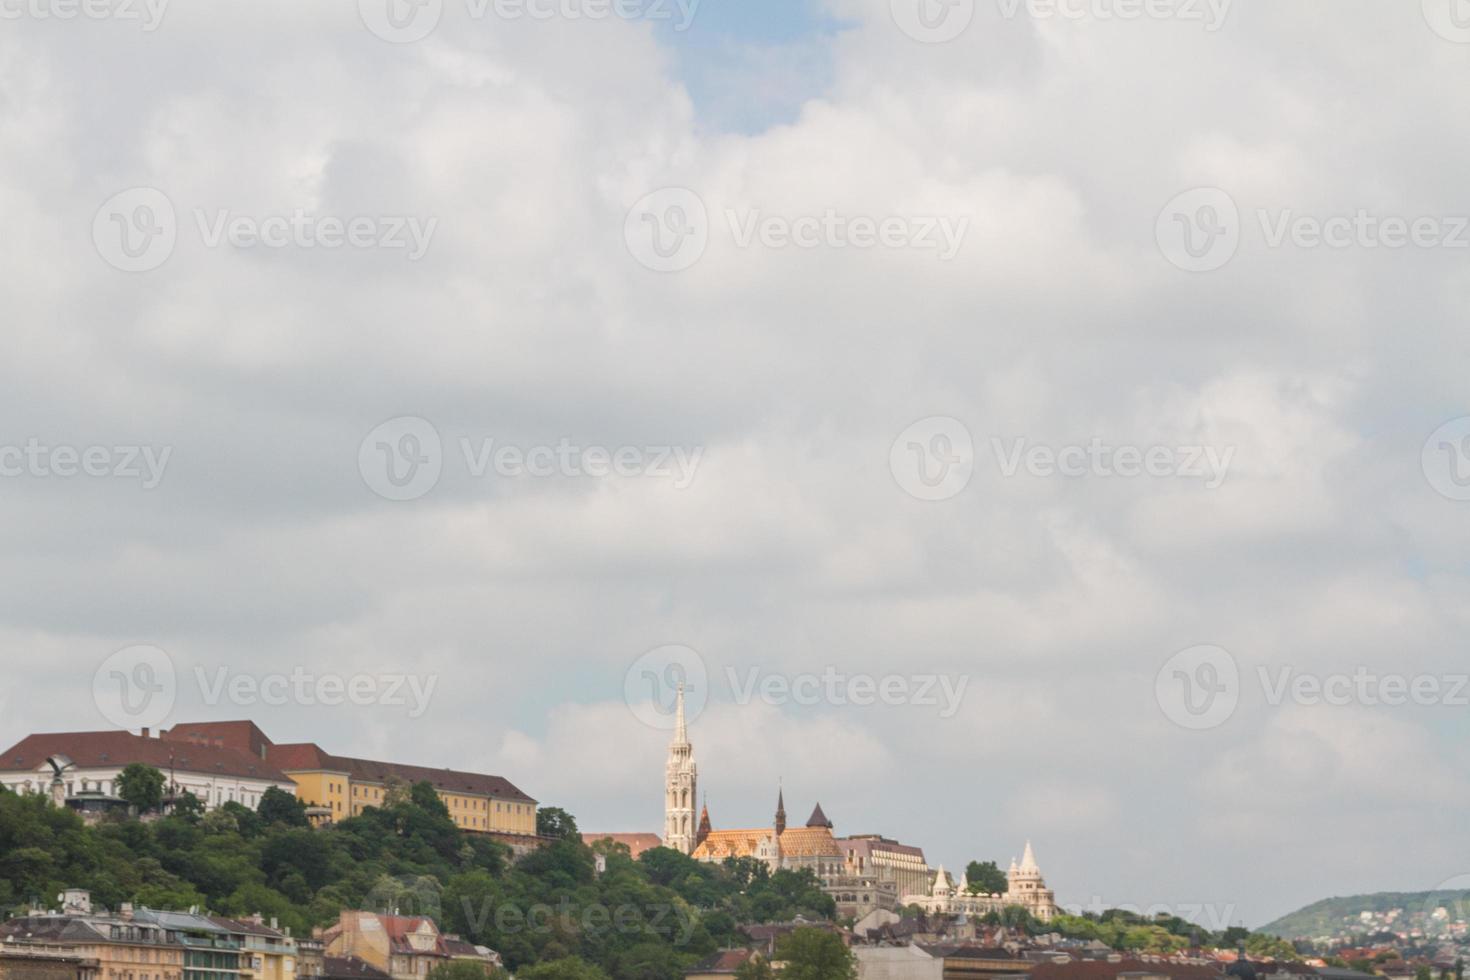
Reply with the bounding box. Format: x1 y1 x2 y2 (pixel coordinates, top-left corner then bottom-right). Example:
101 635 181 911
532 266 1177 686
0 902 184 980
209 918 296 980
162 723 537 844
320 914 493 980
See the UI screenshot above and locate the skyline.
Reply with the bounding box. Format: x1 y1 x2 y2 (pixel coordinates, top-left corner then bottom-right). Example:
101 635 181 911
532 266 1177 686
4 0 1470 938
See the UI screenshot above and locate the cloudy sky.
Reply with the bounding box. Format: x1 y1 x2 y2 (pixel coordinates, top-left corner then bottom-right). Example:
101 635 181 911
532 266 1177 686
4 0 1470 929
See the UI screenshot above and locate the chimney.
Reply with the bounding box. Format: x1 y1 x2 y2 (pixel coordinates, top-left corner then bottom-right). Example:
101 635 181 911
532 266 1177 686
141 728 150 738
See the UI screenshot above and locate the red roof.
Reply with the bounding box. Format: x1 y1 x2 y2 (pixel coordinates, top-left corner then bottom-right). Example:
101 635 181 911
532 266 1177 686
582 833 665 858
0 730 290 782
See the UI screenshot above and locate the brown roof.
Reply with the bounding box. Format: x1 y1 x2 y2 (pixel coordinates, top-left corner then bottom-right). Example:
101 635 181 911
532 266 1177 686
270 744 535 803
689 950 757 974
165 721 273 760
778 826 842 857
582 833 665 858
322 958 392 980
0 731 290 783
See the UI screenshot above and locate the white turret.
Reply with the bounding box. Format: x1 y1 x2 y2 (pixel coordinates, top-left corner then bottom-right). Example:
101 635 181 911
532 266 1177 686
663 682 698 854
932 865 952 897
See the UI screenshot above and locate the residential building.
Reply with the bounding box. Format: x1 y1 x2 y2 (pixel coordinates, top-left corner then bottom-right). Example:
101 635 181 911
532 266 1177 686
129 911 242 980
840 837 933 902
319 913 494 980
0 895 184 980
207 919 295 980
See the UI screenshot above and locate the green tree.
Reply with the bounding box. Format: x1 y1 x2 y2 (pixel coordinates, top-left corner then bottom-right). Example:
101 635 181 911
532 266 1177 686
964 861 1007 895
734 958 774 980
517 957 612 980
773 928 855 980
171 791 206 822
116 764 166 812
258 787 310 827
536 806 580 840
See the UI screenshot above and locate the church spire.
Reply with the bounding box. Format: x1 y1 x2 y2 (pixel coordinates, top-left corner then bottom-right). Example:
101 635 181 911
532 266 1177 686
775 782 787 836
674 680 688 745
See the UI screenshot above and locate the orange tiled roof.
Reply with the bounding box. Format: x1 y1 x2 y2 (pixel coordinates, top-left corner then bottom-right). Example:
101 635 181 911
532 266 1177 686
692 828 775 859
778 826 842 857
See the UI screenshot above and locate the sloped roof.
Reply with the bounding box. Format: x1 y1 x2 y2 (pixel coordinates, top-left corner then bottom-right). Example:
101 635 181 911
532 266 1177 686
0 731 290 782
581 833 665 858
269 744 535 803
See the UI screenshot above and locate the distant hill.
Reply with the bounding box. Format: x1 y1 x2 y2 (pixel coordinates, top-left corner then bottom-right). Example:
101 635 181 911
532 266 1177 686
1261 890 1470 939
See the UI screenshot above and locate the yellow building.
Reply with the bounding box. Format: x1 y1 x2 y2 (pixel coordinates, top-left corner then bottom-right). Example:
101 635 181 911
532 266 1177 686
163 723 537 843
211 918 296 980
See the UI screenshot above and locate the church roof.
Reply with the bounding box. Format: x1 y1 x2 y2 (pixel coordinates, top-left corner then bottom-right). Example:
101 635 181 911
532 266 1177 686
805 802 832 828
692 828 776 860
778 825 842 857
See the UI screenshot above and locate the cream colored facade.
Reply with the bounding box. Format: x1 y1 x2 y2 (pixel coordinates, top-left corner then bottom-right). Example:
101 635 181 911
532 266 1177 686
901 844 1058 922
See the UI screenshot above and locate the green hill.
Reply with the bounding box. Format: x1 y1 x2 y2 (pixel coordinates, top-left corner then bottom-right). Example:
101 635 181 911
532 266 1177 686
1260 890 1470 939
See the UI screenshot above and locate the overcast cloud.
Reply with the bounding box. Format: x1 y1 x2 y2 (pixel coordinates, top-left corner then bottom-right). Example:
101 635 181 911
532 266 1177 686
2 0 1469 929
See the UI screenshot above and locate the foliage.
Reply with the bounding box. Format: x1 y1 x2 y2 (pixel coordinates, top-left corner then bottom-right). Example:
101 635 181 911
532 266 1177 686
773 928 855 980
116 764 166 812
537 807 580 841
964 861 1007 895
427 961 507 980
257 787 310 828
0 788 838 980
734 958 775 980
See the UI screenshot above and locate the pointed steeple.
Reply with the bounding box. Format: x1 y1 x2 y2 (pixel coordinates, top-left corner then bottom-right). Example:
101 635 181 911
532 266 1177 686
957 868 970 893
1020 840 1038 872
696 797 711 847
932 865 951 896
774 782 787 836
805 802 832 829
673 680 688 745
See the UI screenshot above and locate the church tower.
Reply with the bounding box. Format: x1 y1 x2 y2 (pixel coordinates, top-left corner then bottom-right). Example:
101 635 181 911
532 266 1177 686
663 682 698 854
774 785 787 836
